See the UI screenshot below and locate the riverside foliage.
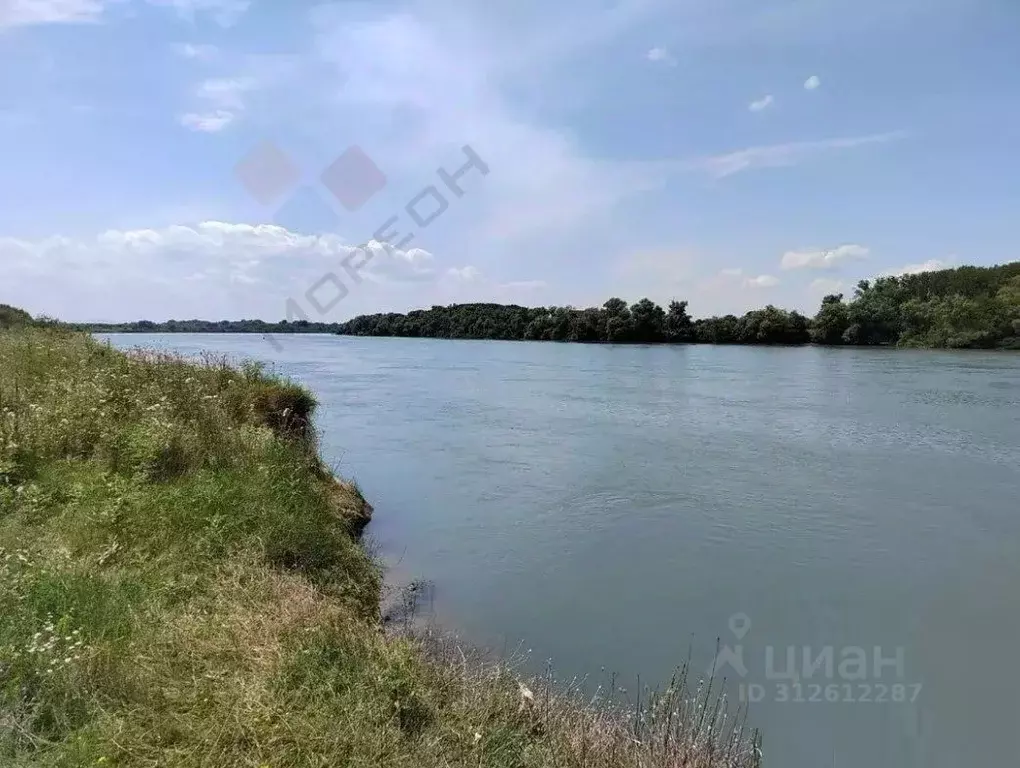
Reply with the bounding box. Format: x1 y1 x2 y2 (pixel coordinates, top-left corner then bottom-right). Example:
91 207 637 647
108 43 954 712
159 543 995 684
0 325 761 767
338 262 1020 349
65 261 1020 349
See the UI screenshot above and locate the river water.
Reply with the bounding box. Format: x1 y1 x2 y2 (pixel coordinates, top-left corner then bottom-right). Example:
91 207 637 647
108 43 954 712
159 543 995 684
102 333 1020 767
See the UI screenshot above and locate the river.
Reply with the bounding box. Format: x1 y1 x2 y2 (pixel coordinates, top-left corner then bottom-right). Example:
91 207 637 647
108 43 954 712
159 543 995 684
101 333 1020 767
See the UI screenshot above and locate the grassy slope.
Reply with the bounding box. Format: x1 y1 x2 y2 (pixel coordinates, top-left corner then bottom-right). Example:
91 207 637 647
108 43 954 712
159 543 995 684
1 329 760 767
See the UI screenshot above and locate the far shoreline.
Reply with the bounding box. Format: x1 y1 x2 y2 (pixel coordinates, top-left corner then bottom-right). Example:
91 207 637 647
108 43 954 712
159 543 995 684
77 257 1020 351
94 329 1020 353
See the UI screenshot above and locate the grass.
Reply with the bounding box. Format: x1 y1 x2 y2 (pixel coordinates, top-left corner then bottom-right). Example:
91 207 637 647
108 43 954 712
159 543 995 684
1 327 761 767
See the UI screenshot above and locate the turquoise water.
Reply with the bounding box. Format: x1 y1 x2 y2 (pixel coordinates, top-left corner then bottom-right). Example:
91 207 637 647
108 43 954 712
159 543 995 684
102 334 1020 767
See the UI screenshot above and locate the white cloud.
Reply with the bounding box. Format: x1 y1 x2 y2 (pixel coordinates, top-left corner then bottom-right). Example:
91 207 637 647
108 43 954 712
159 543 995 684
178 77 257 132
701 131 907 178
445 266 547 292
437 266 548 305
0 0 108 27
613 248 699 301
781 244 870 270
487 1 670 74
10 1 683 320
746 274 779 288
748 94 774 112
1 222 442 320
195 77 255 109
609 247 834 317
718 267 779 289
804 75 821 90
145 0 250 27
646 46 677 66
879 258 955 277
637 259 786 316
307 10 673 250
808 277 845 295
178 110 234 132
363 242 436 282
446 265 482 282
173 42 218 60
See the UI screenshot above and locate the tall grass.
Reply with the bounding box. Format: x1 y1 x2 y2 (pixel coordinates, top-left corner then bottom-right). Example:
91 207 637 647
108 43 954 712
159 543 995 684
1 327 761 767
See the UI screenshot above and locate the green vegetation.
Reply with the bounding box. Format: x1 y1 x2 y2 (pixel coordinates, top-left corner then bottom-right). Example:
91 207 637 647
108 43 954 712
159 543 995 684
338 261 1020 349
1 322 761 767
42 260 1020 349
77 319 344 334
0 305 34 331
815 263 1020 348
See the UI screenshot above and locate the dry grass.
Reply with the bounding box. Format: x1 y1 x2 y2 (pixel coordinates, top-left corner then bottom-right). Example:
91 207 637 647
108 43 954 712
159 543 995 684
0 327 761 767
399 623 762 768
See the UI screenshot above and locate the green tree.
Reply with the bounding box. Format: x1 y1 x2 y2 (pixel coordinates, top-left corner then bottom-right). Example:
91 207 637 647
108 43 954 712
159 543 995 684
568 308 604 342
602 298 633 342
846 277 904 344
810 294 851 345
664 300 693 342
630 298 665 342
602 298 628 315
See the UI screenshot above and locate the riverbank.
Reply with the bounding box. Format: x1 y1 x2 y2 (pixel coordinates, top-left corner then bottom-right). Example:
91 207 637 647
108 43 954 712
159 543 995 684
0 327 760 767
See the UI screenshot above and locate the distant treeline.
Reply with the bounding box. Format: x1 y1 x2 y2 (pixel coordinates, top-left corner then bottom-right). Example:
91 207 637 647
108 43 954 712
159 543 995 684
338 262 1020 349
75 319 345 334
7 261 1019 349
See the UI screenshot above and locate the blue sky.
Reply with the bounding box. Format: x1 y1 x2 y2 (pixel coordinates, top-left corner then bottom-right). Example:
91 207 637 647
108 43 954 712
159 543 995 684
1 0 1017 322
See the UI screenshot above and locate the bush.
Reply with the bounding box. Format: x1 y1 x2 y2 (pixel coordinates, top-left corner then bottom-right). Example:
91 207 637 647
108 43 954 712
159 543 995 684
0 304 33 330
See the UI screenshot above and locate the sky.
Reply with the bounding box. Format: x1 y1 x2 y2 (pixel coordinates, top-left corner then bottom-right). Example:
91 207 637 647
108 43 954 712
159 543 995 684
1 0 1017 323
